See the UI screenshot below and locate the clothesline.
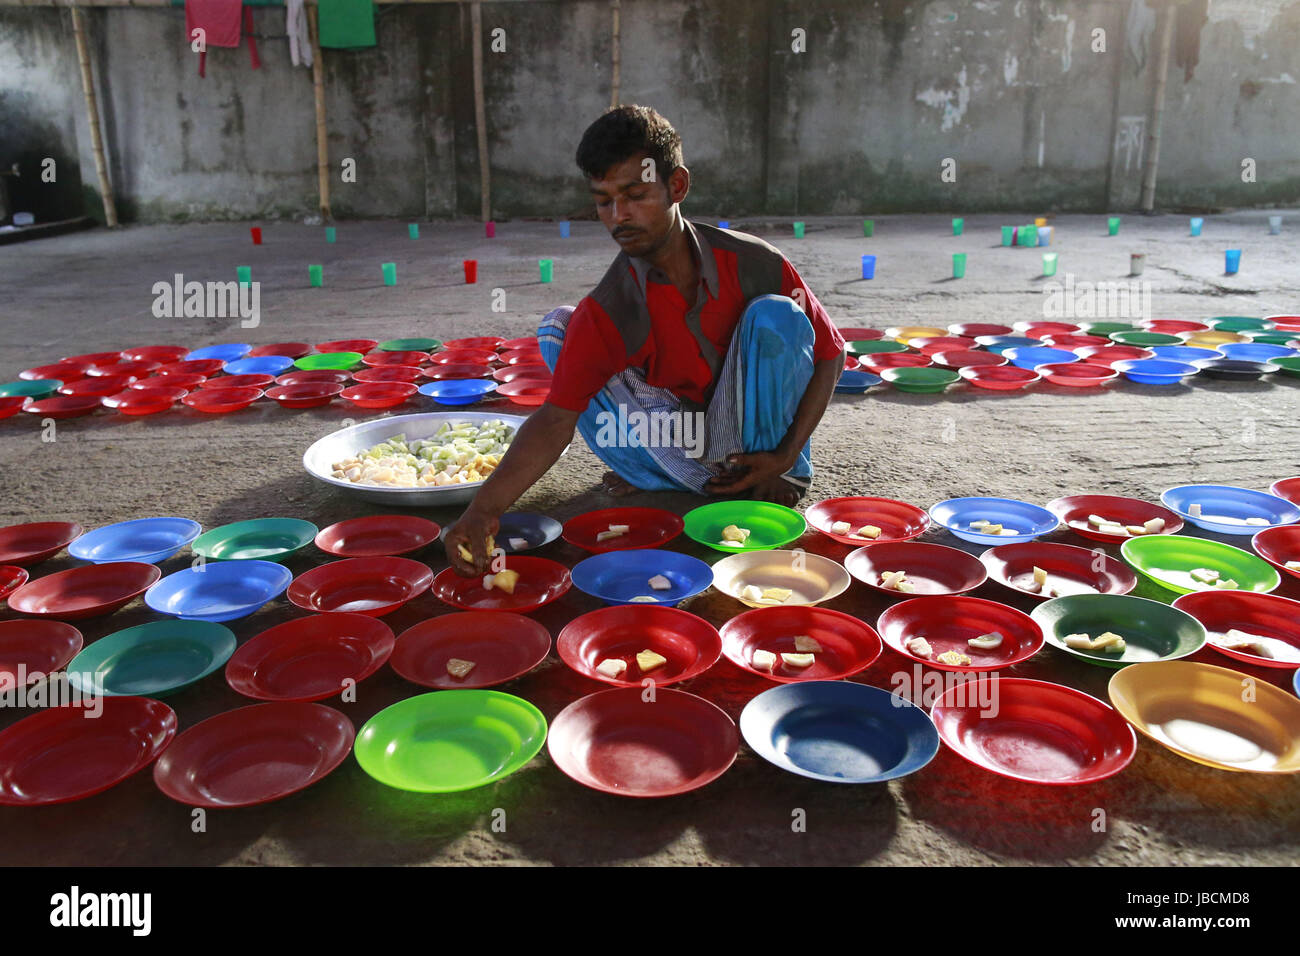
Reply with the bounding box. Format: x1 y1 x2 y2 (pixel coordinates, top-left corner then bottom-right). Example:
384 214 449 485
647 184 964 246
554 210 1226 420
2 0 547 7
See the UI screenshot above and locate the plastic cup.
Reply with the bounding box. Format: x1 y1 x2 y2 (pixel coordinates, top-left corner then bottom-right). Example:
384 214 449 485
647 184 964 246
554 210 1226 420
1034 217 1047 228
1269 215 1282 235
539 259 553 283
1001 226 1013 246
1038 226 1052 246
308 265 323 287
863 219 874 237
559 221 570 238
793 221 805 238
861 255 877 280
1189 217 1203 236
236 266 251 286
325 226 336 243
1108 216 1121 235
463 259 477 284
1130 253 1145 276
718 220 730 229
1018 225 1038 246
1042 253 1058 277
382 262 397 286
486 221 496 238
952 217 964 236
1225 249 1242 274
250 227 262 245
952 253 967 278
408 223 420 239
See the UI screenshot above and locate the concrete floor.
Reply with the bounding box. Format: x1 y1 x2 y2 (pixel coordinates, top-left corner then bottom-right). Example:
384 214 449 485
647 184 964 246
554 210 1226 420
1 211 1299 866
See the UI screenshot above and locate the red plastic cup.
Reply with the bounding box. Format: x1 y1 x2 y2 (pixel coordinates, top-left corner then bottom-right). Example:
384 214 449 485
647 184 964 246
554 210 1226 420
251 227 262 245
485 222 496 238
464 259 478 283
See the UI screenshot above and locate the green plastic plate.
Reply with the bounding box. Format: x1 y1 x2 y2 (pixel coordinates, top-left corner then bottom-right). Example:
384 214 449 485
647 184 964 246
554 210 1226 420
1121 534 1280 596
1272 356 1300 378
1212 316 1269 333
881 366 959 393
295 352 364 372
848 339 908 355
354 690 547 792
192 518 318 561
0 379 62 399
1030 593 1206 669
67 619 237 696
1110 331 1182 347
1079 322 1139 336
378 338 441 352
683 500 806 553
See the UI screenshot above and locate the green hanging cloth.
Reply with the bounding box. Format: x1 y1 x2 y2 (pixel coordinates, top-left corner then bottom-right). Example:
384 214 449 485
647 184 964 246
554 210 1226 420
318 0 376 49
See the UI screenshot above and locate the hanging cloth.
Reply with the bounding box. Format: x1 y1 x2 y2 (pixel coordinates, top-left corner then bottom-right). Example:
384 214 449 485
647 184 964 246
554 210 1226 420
318 0 377 49
186 0 261 77
286 0 313 68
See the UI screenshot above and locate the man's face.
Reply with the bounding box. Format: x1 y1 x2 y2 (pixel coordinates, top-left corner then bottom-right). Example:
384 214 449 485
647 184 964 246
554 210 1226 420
589 153 686 259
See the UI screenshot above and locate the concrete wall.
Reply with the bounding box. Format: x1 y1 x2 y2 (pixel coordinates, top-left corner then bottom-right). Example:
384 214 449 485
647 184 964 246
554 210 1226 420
0 0 1296 223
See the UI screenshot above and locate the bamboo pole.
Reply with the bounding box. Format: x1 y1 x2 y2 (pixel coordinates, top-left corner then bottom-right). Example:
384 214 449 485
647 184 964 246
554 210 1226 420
1139 0 1175 212
609 0 620 110
307 3 331 220
471 1 489 222
70 4 118 226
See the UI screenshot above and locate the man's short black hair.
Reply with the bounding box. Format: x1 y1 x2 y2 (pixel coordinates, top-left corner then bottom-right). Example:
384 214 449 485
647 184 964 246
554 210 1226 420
575 105 683 184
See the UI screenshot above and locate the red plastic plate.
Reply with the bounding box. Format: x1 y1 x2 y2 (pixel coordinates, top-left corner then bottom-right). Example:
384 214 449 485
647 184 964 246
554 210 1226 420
1040 334 1110 349
153 702 354 807
276 369 350 387
0 619 82 689
7 562 161 620
363 350 430 367
157 359 225 378
1271 476 1300 506
562 507 685 552
806 496 930 546
836 327 885 340
353 366 423 384
980 541 1137 599
557 604 722 687
1015 321 1081 338
315 338 378 354
1142 320 1209 334
844 541 987 596
1173 590 1300 668
1074 344 1156 366
861 353 932 373
1253 526 1300 583
287 557 433 616
931 677 1136 785
428 348 497 366
493 364 551 384
911 335 978 354
86 360 159 378
23 395 102 419
931 349 1006 370
1036 361 1117 387
443 336 507 351
496 380 549 405
547 687 738 797
58 374 137 398
198 373 273 390
248 342 311 359
340 382 417 409
422 363 495 381
0 521 83 566
431 556 572 612
62 351 123 366
265 383 343 408
501 337 539 351
1046 494 1184 545
21 362 87 383
0 697 177 806
877 596 1044 671
315 515 442 558
101 386 188 415
718 605 883 681
133 372 206 391
498 348 545 366
0 396 30 419
391 611 550 688
960 365 1040 390
949 323 1012 337
183 386 263 413
0 565 30 602
226 613 395 701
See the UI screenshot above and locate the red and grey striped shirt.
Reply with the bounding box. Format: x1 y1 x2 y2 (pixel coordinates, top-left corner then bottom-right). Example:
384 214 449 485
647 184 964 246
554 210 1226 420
545 217 845 413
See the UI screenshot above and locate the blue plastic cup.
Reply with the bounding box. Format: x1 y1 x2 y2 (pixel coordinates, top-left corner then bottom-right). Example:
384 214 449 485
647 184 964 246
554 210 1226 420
325 226 337 243
718 220 730 229
1190 217 1204 236
559 220 571 238
861 255 877 280
1225 249 1242 274
408 223 420 239
1038 226 1052 246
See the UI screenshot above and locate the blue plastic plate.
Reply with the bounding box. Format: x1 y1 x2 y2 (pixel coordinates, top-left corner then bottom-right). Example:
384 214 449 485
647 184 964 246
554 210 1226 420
1294 668 1299 699
1160 484 1300 535
1217 343 1298 362
1004 346 1079 370
1112 358 1199 384
974 335 1039 353
740 681 940 784
440 511 563 553
571 548 714 606
224 355 294 376
930 496 1060 545
186 343 252 363
145 560 293 622
69 517 203 565
66 619 236 697
418 379 498 405
1150 346 1218 364
835 369 882 393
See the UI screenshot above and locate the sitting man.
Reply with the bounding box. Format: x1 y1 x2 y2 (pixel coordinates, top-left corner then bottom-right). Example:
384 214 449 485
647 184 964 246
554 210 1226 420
446 104 845 574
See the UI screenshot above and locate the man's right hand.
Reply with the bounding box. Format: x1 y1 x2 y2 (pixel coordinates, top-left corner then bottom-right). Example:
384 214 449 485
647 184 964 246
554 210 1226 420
445 507 501 576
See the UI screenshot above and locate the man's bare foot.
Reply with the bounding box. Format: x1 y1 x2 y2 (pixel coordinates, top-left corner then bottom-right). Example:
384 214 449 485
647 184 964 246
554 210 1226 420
749 476 804 508
601 470 642 497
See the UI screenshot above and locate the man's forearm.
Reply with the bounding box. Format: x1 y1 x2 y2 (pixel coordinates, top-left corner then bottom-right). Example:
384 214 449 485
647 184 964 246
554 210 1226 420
465 403 576 516
776 350 846 464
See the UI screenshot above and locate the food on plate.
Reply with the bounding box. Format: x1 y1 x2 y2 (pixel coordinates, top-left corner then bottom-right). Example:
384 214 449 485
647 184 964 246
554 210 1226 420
780 652 815 668
757 587 793 605
850 524 882 540
330 421 514 487
905 637 933 658
482 569 519 594
446 658 476 679
720 524 751 545
628 595 657 602
508 537 528 550
1189 568 1219 585
648 574 672 591
457 534 497 563
936 650 971 666
1214 578 1239 590
1062 631 1125 653
793 635 823 653
1189 503 1202 517
1246 517 1269 526
831 520 852 535
636 649 668 673
967 631 1004 650
740 585 764 603
751 649 777 672
596 658 628 679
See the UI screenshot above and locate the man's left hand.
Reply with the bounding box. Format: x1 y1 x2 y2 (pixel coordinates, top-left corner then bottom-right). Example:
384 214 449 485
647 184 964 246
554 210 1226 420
704 451 794 495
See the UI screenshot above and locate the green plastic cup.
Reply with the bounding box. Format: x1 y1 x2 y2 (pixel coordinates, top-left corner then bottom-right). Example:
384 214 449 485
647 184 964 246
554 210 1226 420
191 518 319 561
793 221 805 238
1001 226 1013 246
682 500 806 553
1042 252 1058 276
308 265 323 287
1018 225 1038 246
952 252 967 278
236 266 252 286
382 262 396 286
863 219 874 237
354 690 548 793
295 352 364 372
952 217 964 236
539 259 553 283
408 223 420 239
1108 216 1121 236
1030 593 1206 669
325 226 336 243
